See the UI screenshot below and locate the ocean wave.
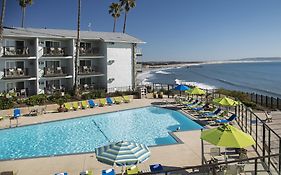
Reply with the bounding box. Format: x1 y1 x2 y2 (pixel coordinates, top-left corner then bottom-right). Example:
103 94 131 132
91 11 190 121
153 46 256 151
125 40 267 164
155 70 171 75
189 70 281 97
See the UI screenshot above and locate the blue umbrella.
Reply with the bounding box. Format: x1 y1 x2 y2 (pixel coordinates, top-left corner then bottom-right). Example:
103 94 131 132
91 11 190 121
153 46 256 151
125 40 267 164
95 141 150 166
174 84 190 96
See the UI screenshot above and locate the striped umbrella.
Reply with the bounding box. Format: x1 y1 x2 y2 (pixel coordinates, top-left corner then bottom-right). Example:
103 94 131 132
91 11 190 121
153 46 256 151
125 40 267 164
95 141 151 166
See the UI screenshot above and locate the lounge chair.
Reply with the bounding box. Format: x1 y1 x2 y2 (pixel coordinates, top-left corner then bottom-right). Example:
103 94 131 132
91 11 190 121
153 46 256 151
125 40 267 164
80 170 94 175
113 96 122 104
81 100 89 109
191 103 209 111
215 114 237 124
54 173 68 175
150 164 164 172
200 108 222 117
123 95 131 103
106 97 114 105
72 101 80 110
88 99 98 108
184 99 199 107
126 165 140 175
64 102 73 111
13 108 21 118
102 169 115 175
99 98 107 107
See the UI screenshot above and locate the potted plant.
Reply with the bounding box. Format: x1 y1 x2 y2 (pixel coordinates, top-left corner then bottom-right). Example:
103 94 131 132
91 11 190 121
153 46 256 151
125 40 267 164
56 98 66 112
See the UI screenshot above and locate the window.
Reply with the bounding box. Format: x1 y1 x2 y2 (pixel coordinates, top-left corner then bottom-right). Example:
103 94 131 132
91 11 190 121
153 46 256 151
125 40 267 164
46 61 60 68
45 41 60 48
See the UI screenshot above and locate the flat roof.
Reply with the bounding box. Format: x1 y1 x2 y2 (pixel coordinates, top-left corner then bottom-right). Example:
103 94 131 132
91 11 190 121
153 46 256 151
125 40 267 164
3 27 145 44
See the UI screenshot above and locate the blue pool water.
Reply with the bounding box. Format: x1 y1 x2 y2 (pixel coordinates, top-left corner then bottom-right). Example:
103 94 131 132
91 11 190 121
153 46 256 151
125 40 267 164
0 106 202 160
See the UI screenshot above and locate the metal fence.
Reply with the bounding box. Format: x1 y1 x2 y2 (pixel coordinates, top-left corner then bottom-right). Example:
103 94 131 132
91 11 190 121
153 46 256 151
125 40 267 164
247 92 281 110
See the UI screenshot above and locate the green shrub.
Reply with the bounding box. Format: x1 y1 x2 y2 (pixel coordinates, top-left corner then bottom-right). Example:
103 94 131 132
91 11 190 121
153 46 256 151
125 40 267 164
0 96 15 109
25 94 48 106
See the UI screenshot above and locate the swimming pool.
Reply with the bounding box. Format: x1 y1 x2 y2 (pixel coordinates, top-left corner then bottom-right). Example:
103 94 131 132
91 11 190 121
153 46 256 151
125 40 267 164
0 106 202 160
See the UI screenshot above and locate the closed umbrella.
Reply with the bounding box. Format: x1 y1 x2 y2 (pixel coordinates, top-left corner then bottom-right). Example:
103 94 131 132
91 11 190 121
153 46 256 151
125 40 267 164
174 84 190 96
95 141 150 166
201 124 255 148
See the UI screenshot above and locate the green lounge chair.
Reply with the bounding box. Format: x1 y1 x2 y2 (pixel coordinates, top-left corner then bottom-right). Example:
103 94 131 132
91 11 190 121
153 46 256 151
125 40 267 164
64 102 73 111
126 165 140 175
81 100 89 109
72 101 80 110
113 96 122 104
99 98 107 107
122 95 131 103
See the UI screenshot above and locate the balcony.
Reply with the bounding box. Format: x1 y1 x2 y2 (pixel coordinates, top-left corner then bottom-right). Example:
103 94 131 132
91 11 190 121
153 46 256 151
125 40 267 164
79 47 102 56
44 86 65 95
2 47 30 57
43 67 68 77
79 83 95 92
3 68 31 79
135 48 142 56
78 66 103 76
43 47 67 57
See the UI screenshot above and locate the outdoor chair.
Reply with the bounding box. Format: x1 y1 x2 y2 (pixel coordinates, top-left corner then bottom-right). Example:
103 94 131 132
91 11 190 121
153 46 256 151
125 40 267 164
201 108 222 117
64 102 73 111
80 170 94 175
13 108 21 119
106 97 114 105
123 95 131 103
88 99 98 108
224 164 239 175
72 101 81 110
102 169 115 175
81 100 89 109
126 165 140 175
150 164 164 174
54 173 68 175
210 147 221 157
99 98 107 107
215 114 237 124
113 96 122 104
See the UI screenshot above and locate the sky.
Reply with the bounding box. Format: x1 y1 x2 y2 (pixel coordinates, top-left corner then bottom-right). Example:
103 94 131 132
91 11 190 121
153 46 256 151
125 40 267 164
4 0 281 61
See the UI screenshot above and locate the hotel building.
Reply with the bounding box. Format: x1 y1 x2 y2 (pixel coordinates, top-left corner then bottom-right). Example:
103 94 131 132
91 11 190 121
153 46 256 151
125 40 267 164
0 27 143 96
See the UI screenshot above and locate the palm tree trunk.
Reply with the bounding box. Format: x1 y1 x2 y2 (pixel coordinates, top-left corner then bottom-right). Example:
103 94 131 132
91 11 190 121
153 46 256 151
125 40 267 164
74 0 81 98
122 11 127 33
113 17 117 32
21 7 26 28
0 0 7 40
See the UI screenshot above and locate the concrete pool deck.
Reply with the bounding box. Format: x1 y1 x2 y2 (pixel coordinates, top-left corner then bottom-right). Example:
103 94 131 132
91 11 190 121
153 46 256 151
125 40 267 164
0 98 203 175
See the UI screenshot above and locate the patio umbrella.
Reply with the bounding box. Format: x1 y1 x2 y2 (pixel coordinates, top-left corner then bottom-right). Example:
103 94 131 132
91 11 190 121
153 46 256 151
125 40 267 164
95 141 151 166
213 96 240 107
174 84 190 96
201 124 255 148
186 87 206 95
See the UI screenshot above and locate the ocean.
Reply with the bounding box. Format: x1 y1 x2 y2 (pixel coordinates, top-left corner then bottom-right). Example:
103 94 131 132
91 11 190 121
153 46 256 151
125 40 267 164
137 61 281 98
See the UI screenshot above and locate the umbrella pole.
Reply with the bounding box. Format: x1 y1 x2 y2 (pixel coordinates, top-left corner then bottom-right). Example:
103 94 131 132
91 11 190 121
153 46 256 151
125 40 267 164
201 129 204 165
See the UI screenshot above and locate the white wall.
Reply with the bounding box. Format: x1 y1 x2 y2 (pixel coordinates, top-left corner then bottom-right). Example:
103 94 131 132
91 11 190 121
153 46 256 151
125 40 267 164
106 43 133 91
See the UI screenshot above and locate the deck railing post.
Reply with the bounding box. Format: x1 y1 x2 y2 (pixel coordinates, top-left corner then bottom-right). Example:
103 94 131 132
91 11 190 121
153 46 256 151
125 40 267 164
250 111 252 135
268 130 271 171
241 105 244 130
254 159 258 175
256 118 258 150
266 95 268 107
261 95 263 106
271 97 273 109
263 124 266 161
245 108 248 133
256 93 258 104
278 98 280 110
279 139 281 174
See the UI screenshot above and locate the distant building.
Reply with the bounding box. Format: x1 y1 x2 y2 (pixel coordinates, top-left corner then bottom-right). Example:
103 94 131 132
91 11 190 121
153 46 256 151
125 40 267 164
0 27 144 96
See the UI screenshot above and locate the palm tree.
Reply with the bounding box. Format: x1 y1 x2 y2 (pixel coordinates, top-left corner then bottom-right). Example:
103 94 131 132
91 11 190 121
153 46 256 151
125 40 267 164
74 0 81 98
18 0 33 28
109 3 122 32
120 0 136 33
0 0 7 40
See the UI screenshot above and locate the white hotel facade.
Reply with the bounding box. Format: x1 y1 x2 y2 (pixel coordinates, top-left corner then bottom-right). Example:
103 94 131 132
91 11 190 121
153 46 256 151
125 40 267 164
0 27 143 96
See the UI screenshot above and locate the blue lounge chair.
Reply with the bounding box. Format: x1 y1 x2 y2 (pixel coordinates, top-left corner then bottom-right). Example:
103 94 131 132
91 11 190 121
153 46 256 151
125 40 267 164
13 108 21 118
215 114 237 124
185 100 199 107
201 108 222 117
102 169 115 175
106 97 114 105
55 173 68 175
88 99 98 108
192 103 208 111
150 164 164 172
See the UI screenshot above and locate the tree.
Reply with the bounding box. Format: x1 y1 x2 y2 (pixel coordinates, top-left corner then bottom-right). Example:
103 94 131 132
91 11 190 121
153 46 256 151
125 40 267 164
74 0 81 98
120 0 136 33
0 0 6 40
109 3 122 32
18 0 33 28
